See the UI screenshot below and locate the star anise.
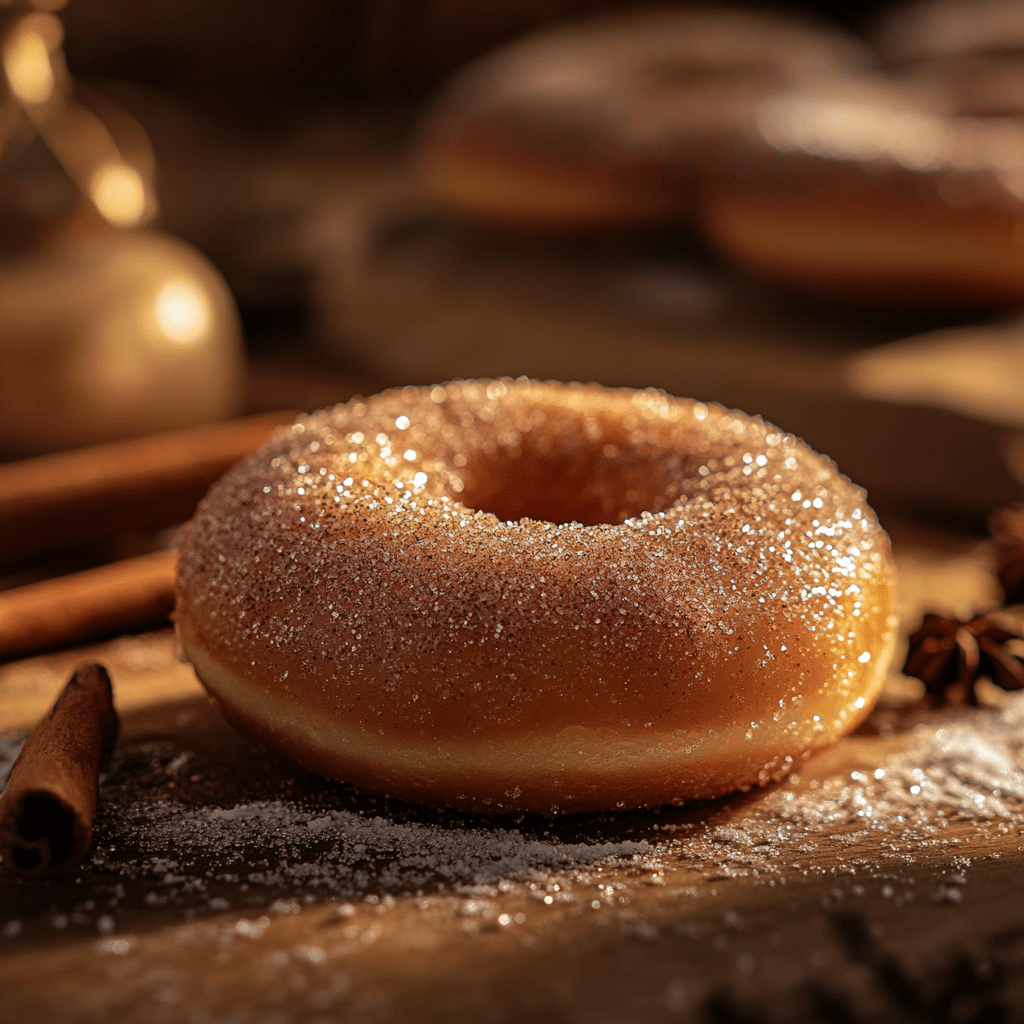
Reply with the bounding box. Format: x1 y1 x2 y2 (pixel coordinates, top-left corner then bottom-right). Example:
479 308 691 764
902 611 1024 705
988 503 1024 605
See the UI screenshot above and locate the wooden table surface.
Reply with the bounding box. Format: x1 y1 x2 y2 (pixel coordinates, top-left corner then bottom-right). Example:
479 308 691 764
2 522 1024 1024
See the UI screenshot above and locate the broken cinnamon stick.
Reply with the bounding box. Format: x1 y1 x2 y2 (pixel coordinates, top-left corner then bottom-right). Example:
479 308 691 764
0 411 295 569
0 549 177 660
0 663 118 877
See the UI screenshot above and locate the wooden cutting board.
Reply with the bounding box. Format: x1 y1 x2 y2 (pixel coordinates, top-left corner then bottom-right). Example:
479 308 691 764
2 521 1023 1024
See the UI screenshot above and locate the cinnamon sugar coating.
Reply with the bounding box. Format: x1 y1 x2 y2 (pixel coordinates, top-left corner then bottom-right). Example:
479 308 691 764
175 380 897 813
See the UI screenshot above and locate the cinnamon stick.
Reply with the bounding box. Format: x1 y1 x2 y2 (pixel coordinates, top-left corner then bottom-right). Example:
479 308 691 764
0 411 294 569
0 550 177 660
0 663 118 877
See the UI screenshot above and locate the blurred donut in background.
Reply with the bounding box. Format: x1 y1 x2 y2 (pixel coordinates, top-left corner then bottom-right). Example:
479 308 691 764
699 79 1024 306
414 4 1024 308
415 5 874 231
874 0 1024 118
875 0 1024 67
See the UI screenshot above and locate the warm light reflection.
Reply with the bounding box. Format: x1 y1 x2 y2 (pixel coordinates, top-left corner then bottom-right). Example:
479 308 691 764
155 279 211 346
4 29 53 105
758 96 948 171
88 162 146 227
847 326 1024 427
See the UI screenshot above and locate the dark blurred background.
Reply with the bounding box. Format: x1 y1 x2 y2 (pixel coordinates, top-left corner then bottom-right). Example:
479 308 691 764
5 0 1024 531
59 0 891 110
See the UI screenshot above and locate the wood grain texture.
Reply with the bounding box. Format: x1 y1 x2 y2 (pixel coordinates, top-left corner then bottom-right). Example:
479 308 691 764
0 524 1021 1023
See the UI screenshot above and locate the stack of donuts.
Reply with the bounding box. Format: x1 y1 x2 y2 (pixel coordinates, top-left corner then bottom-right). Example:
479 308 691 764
414 2 1024 307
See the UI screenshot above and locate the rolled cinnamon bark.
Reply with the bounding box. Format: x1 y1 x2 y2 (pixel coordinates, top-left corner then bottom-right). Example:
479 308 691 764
0 411 294 569
0 550 178 661
0 663 118 877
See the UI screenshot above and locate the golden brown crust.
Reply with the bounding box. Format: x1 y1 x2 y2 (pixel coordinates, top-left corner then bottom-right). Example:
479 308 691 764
175 379 897 813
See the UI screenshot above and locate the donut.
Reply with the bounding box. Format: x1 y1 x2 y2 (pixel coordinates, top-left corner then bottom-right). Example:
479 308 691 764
908 59 1024 121
174 379 898 814
416 7 872 232
874 0 1024 68
874 0 1024 120
697 80 1024 306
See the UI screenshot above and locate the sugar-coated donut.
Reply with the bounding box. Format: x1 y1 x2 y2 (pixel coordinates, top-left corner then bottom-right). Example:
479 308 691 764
699 81 1024 306
174 379 897 814
416 7 871 232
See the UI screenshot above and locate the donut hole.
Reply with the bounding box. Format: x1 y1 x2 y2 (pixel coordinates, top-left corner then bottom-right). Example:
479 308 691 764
457 436 705 526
